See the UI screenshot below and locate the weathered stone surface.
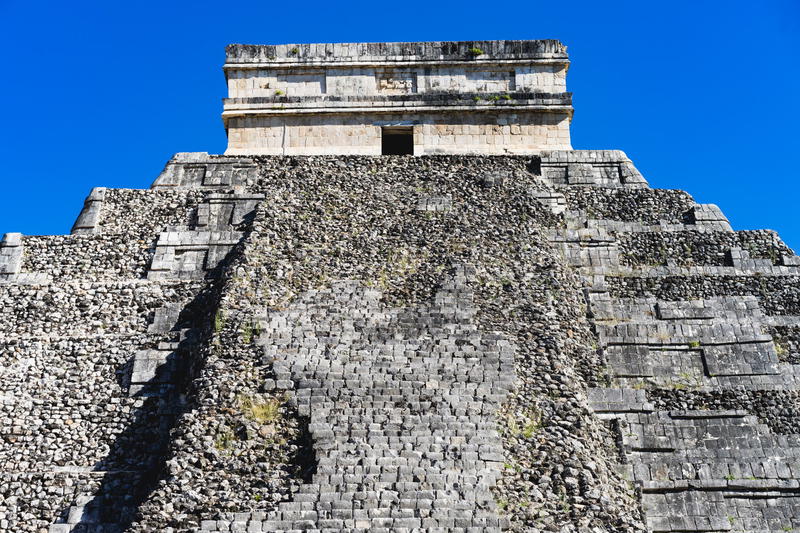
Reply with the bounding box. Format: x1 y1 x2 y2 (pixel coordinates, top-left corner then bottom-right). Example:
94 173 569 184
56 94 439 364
223 40 573 155
551 170 800 532
0 40 797 533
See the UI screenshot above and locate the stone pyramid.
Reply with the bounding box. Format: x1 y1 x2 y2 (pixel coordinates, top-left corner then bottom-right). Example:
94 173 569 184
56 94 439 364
2 41 800 533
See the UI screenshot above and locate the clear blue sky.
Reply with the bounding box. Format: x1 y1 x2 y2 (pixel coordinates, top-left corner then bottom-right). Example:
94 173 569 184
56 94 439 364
1 1 798 247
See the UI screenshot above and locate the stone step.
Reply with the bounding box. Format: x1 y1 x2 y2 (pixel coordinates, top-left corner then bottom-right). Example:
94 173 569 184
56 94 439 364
250 272 512 530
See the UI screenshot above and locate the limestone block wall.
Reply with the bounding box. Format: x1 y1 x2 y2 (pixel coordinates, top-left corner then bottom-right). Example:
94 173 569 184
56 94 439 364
225 111 571 155
0 254 204 531
420 67 509 93
514 64 567 93
226 64 567 98
222 40 572 154
538 169 800 532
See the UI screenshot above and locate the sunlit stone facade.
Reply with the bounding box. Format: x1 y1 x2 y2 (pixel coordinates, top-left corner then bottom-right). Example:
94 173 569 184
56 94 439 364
222 40 573 155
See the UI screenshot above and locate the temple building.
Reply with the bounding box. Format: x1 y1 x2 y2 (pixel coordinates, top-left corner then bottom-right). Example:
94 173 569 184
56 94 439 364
222 40 572 155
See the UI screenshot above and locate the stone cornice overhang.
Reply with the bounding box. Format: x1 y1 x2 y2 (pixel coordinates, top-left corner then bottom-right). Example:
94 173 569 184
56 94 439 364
223 58 569 73
225 39 568 66
222 92 573 122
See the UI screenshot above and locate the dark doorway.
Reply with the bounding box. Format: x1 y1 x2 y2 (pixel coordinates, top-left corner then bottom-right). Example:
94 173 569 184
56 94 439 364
381 127 414 155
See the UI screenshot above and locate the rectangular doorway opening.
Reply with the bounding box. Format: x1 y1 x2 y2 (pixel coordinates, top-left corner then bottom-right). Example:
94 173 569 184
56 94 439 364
381 127 414 155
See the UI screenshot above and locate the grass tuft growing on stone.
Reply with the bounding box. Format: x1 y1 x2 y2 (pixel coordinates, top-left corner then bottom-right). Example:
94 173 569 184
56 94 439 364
214 428 236 451
240 319 262 344
214 309 226 333
507 406 543 439
238 394 283 424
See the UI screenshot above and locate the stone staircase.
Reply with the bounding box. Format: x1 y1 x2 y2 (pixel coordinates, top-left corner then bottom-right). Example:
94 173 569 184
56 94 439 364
227 266 516 532
3 151 799 532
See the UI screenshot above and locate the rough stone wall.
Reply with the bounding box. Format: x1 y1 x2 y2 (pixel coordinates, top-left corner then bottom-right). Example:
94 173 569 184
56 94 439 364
0 176 251 531
618 230 792 268
2 150 799 533
130 154 642 532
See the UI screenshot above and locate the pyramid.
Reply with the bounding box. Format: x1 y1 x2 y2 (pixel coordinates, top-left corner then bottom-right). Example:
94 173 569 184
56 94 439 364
2 41 799 533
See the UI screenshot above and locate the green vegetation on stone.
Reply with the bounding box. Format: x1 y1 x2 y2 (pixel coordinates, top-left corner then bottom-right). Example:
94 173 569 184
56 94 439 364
239 394 283 424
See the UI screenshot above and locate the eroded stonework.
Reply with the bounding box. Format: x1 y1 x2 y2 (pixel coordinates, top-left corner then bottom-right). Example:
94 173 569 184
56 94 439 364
254 271 514 530
2 39 799 533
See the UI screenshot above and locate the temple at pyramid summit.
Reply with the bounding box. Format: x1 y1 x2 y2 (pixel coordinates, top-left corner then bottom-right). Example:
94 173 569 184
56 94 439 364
222 40 572 155
3 40 800 533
